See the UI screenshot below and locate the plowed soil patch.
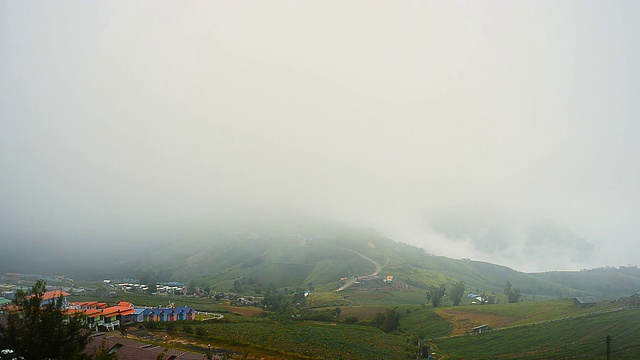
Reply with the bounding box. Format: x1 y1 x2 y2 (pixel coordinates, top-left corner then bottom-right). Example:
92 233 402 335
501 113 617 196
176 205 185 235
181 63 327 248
437 309 521 336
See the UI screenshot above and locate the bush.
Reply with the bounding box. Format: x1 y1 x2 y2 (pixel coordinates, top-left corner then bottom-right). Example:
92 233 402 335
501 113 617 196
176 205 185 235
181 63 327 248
301 310 333 322
145 321 158 329
371 308 401 333
344 315 359 324
195 326 207 337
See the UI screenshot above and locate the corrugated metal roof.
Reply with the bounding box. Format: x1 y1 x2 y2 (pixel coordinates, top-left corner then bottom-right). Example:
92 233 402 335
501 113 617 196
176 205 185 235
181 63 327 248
575 296 598 304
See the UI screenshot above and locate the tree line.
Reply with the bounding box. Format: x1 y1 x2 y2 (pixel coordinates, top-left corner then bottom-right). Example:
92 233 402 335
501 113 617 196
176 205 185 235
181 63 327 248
426 280 521 307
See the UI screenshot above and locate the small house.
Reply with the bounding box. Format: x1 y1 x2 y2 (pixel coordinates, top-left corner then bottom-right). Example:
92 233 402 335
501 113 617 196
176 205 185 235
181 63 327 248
40 290 69 308
574 296 598 307
174 306 195 321
142 308 155 322
472 324 490 334
130 308 145 323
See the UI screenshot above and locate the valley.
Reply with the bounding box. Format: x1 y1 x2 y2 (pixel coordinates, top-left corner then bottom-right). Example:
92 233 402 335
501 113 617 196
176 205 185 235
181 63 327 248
3 225 640 359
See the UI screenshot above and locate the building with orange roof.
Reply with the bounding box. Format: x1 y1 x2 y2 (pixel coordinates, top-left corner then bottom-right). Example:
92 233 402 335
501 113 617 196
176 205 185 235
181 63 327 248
42 290 69 301
65 298 196 329
29 289 70 308
68 301 108 310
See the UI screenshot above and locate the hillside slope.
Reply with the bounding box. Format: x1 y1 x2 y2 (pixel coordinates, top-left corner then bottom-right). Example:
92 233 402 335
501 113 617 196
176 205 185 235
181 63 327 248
130 222 640 299
3 220 639 299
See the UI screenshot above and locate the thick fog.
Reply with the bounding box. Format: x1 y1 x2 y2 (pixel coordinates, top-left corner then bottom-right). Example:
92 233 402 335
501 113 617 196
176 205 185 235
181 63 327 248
1 1 638 273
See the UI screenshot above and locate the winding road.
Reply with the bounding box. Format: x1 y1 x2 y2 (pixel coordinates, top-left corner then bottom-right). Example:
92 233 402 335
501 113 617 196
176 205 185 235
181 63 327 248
336 248 386 292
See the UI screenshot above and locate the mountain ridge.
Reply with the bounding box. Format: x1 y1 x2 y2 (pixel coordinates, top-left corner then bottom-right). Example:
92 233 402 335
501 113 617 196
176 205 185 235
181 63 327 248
2 220 639 299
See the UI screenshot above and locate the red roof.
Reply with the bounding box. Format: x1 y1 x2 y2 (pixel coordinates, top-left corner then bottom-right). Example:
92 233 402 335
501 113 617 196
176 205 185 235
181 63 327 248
41 290 69 300
69 301 108 309
63 308 85 316
85 309 103 318
101 305 136 317
118 301 133 308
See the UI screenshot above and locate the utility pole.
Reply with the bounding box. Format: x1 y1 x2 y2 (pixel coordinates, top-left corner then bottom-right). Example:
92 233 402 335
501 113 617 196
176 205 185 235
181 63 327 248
605 335 612 360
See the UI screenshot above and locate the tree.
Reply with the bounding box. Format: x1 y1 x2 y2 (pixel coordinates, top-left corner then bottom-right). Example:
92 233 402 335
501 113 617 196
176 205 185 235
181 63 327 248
504 281 522 303
140 271 157 293
450 281 465 306
148 278 158 294
426 284 447 307
371 308 401 333
334 307 342 317
187 280 197 294
0 280 91 360
261 290 290 313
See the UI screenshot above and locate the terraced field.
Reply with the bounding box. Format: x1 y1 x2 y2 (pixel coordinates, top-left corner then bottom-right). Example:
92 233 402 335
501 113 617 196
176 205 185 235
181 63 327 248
434 308 640 359
437 308 520 335
192 321 407 359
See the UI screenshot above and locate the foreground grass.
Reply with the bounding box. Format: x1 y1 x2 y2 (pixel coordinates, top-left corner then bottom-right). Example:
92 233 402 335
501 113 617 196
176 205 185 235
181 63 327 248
434 308 640 359
179 321 407 359
71 290 637 359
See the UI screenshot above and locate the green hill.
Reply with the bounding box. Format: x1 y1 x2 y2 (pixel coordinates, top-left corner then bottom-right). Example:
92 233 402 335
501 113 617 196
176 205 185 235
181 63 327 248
4 219 640 300
121 220 640 300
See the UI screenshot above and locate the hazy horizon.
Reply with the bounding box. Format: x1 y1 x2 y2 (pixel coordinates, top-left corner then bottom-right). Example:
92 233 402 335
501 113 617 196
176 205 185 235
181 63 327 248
2 1 639 273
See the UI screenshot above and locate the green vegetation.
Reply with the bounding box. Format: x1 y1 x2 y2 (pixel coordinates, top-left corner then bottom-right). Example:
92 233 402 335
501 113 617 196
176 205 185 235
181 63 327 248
164 320 407 359
448 298 622 326
450 281 465 306
400 307 453 339
435 308 640 359
504 280 522 303
371 308 401 333
12 224 640 359
0 280 91 360
426 284 447 307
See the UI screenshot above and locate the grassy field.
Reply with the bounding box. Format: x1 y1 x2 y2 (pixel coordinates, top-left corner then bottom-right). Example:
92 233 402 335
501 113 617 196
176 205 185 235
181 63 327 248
175 320 407 359
433 307 640 359
432 299 624 335
68 289 640 359
401 307 453 339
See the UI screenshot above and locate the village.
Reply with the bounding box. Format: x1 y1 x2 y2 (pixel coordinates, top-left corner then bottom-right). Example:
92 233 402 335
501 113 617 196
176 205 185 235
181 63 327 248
0 274 236 331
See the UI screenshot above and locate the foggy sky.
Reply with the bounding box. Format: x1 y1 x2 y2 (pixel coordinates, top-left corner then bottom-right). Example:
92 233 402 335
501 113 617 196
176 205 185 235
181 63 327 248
1 1 639 272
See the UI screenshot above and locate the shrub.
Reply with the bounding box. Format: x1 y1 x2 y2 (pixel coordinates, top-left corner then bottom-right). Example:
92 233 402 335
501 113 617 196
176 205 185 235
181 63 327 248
371 308 401 333
195 326 207 337
145 321 158 329
344 315 359 324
